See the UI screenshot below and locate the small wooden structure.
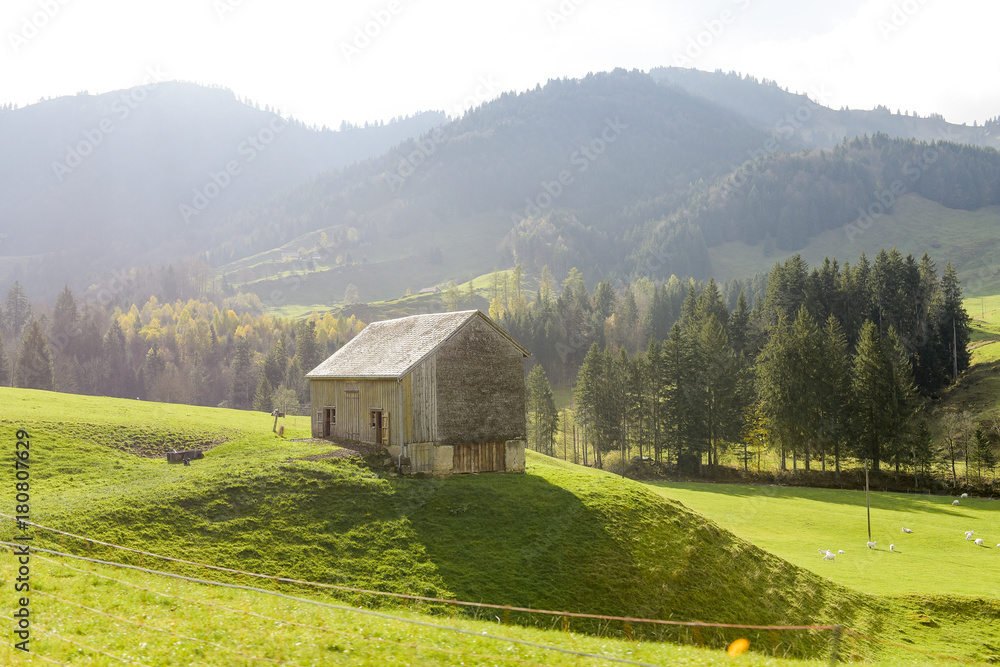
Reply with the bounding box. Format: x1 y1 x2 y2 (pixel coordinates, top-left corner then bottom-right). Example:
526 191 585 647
306 310 529 476
166 449 205 464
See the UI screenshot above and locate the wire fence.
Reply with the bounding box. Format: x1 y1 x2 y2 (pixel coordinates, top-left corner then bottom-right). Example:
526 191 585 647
2 515 991 666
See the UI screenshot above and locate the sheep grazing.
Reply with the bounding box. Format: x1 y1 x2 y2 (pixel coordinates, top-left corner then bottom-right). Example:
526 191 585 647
974 538 985 547
901 527 913 533
961 493 969 498
838 550 845 554
953 500 960 505
823 551 835 560
866 541 877 549
889 544 896 552
965 531 975 540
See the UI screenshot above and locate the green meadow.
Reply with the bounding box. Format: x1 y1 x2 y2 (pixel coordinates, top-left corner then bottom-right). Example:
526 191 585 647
1 387 998 664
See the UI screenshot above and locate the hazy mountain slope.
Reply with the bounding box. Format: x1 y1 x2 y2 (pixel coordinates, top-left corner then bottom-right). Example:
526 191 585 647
651 67 998 150
214 69 776 303
0 82 445 297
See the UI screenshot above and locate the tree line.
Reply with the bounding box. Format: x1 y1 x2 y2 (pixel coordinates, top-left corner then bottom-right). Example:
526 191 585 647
522 249 984 476
0 278 363 413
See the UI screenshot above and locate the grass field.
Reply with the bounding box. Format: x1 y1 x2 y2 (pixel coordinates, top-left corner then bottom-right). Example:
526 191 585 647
2 387 999 664
0 551 831 666
644 483 1000 599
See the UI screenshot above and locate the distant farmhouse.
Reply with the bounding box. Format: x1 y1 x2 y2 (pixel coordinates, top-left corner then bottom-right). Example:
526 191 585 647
306 310 529 476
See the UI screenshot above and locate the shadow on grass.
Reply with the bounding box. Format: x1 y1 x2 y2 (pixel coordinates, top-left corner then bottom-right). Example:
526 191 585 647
42 454 893 660
647 480 975 518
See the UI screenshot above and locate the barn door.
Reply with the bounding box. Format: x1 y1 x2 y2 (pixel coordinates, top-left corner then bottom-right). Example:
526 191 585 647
370 410 385 445
323 407 336 438
453 443 506 474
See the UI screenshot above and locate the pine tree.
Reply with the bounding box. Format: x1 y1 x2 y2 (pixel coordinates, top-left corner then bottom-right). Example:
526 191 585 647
526 365 558 455
0 333 10 386
756 307 825 470
850 320 890 470
818 316 851 473
51 285 80 360
882 326 919 473
102 319 132 398
14 320 53 391
263 337 288 388
253 373 274 413
292 320 321 403
229 337 255 410
728 291 750 356
573 343 603 467
939 262 971 381
4 281 32 339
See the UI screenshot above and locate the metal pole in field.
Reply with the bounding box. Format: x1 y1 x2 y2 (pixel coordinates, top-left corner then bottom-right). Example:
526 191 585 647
829 626 842 666
865 458 871 542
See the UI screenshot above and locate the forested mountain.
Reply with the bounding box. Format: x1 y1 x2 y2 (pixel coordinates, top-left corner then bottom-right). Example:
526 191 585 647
210 69 775 304
217 70 1000 306
5 68 1000 311
0 82 445 298
634 134 1000 279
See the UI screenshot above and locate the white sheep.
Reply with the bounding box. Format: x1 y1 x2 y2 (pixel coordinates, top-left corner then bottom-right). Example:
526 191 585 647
901 527 913 533
953 500 960 505
975 538 985 547
866 541 877 549
889 544 896 552
823 550 835 560
961 493 969 498
965 530 975 540
838 550 845 554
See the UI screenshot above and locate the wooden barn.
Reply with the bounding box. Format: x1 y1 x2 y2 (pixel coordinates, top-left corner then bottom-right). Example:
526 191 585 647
306 310 529 476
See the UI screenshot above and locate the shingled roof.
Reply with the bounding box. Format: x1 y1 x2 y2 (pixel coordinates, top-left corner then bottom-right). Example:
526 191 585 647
306 310 529 379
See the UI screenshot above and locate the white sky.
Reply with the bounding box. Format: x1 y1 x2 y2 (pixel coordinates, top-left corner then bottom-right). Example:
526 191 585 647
2 0 998 127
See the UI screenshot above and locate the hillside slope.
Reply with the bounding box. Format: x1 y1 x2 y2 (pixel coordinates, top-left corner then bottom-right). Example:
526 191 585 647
651 67 998 150
0 83 444 298
7 386 883 659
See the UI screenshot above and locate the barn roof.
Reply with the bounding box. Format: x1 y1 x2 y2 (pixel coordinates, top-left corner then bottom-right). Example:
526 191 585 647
306 310 529 379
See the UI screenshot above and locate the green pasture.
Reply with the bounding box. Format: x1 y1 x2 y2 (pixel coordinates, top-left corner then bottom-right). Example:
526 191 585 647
2 387 1000 664
646 482 1000 599
0 552 830 667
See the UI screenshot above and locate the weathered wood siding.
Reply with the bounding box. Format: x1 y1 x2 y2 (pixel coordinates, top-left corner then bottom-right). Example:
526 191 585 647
405 357 437 443
453 442 506 474
310 378 399 444
434 317 526 446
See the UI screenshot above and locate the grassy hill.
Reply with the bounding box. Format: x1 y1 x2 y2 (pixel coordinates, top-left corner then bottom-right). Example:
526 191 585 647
3 387 999 663
0 554 827 667
709 193 1000 295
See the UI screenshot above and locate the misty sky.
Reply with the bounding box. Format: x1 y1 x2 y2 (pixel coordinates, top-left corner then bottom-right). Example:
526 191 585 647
3 0 997 128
